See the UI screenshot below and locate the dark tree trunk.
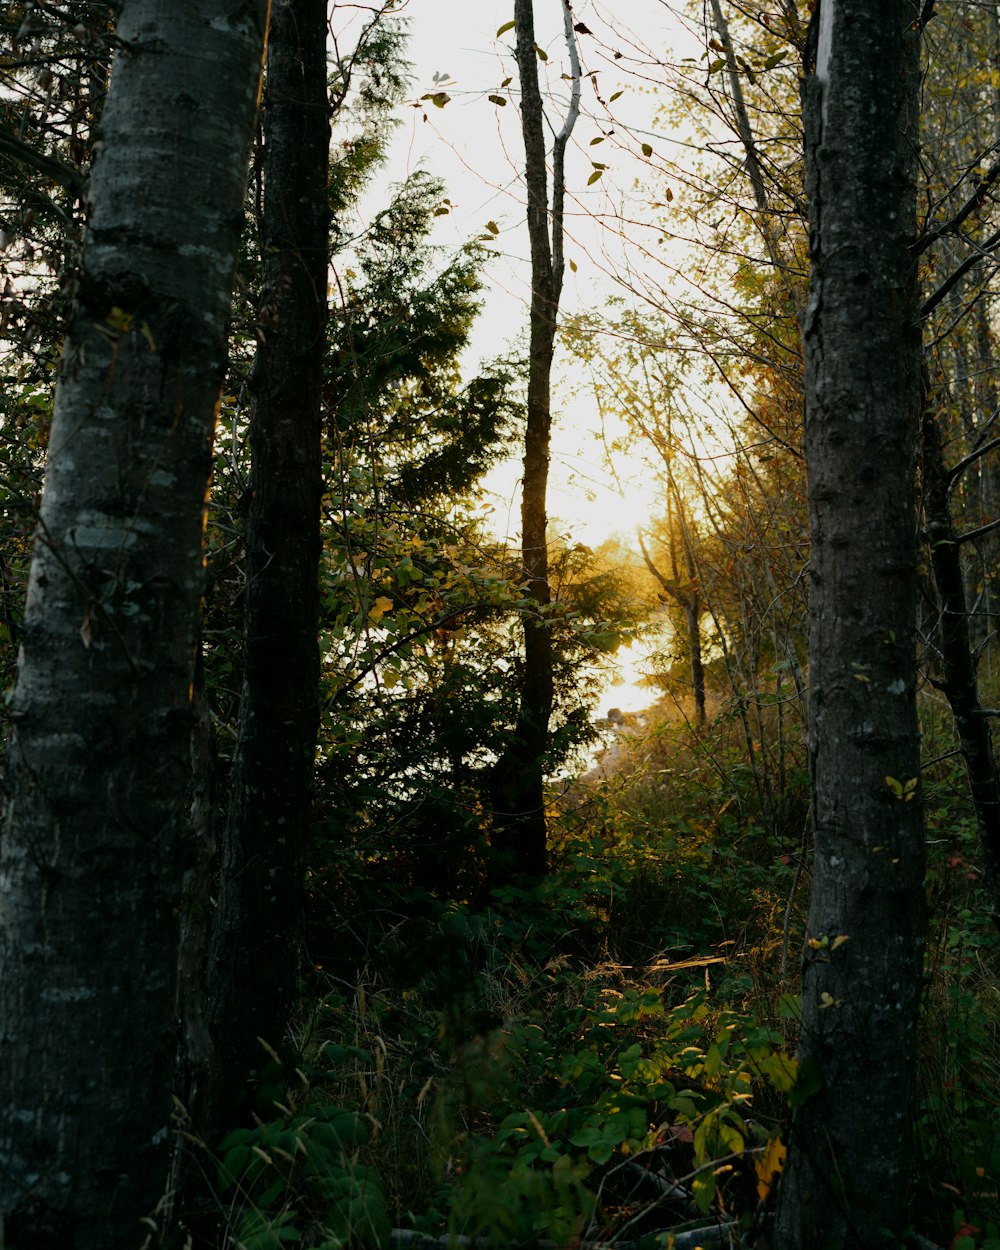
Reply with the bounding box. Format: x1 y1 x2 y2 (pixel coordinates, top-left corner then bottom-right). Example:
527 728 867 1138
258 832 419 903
206 0 329 1118
684 595 706 728
0 3 266 1247
489 0 578 882
922 401 1000 923
772 3 926 1247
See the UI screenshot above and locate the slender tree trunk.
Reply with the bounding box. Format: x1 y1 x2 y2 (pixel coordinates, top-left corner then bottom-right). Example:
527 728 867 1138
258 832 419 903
922 401 1000 923
684 595 706 727
773 3 926 1247
0 4 266 1247
489 0 578 880
638 532 705 728
206 0 329 1118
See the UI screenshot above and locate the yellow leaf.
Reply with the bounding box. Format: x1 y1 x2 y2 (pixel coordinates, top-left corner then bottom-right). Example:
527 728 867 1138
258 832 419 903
831 934 850 951
106 306 133 332
756 1136 787 1202
369 595 394 622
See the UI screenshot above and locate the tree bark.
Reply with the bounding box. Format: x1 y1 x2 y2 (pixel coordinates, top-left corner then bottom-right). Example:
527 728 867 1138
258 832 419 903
489 0 578 881
0 3 266 1247
772 3 926 1247
206 0 329 1119
922 400 1000 923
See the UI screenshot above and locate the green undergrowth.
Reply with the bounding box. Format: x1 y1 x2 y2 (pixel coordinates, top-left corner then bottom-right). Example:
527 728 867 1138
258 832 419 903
202 704 1000 1250
206 796 803 1250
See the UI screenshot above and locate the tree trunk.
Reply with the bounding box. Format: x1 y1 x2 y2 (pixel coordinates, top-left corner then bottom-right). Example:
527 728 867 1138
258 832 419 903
490 0 578 882
772 3 926 1247
0 3 266 1247
922 401 1000 923
638 532 705 728
684 594 706 728
206 0 328 1119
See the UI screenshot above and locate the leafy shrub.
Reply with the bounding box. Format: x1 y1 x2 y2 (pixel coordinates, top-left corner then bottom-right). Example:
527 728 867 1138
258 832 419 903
217 1102 390 1250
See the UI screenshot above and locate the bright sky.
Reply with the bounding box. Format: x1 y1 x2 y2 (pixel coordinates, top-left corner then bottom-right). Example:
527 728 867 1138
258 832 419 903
357 0 687 549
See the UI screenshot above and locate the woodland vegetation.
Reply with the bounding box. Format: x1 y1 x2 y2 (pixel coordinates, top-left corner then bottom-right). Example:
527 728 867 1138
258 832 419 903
0 1 998 1249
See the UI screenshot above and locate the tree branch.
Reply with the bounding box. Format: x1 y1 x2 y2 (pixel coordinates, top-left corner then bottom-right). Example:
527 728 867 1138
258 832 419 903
957 514 1000 546
550 0 580 303
920 225 1000 319
915 149 1000 256
946 434 1000 486
0 126 84 196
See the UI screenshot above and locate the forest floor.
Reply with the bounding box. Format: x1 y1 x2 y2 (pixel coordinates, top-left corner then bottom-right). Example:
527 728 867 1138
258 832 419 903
189 695 1000 1250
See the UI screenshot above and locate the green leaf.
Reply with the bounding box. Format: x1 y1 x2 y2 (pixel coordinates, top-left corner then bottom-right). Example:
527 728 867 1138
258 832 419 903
775 990 800 1020
609 89 624 102
488 94 507 106
641 142 653 157
587 169 603 185
535 45 548 61
708 57 726 73
760 1052 798 1093
763 51 789 69
218 1143 251 1191
692 1169 716 1213
496 20 515 36
788 1056 824 1108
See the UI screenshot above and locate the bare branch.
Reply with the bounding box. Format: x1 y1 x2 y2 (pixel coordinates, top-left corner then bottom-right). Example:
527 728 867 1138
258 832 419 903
957 514 1000 546
0 126 84 195
915 149 1000 256
920 225 1000 320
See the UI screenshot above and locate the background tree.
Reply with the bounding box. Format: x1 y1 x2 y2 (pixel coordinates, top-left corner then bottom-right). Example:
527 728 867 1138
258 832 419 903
0 2 267 1245
489 0 580 881
205 0 330 1127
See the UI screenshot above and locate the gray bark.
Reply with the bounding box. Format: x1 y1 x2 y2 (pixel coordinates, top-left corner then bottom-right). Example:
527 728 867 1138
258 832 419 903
0 4 266 1247
772 2 926 1247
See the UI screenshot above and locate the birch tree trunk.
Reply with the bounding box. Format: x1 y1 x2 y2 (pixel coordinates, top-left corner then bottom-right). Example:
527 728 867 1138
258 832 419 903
206 0 329 1120
0 4 266 1246
772 3 926 1246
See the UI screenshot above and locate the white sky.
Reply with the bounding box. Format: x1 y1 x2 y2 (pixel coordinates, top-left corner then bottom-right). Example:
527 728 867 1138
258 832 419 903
340 1 708 713
352 0 692 549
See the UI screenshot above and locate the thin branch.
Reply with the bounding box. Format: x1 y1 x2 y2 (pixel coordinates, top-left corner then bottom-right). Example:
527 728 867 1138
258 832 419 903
957 514 1000 546
0 126 84 195
946 434 1000 485
920 226 1000 320
915 149 1000 256
550 0 581 300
